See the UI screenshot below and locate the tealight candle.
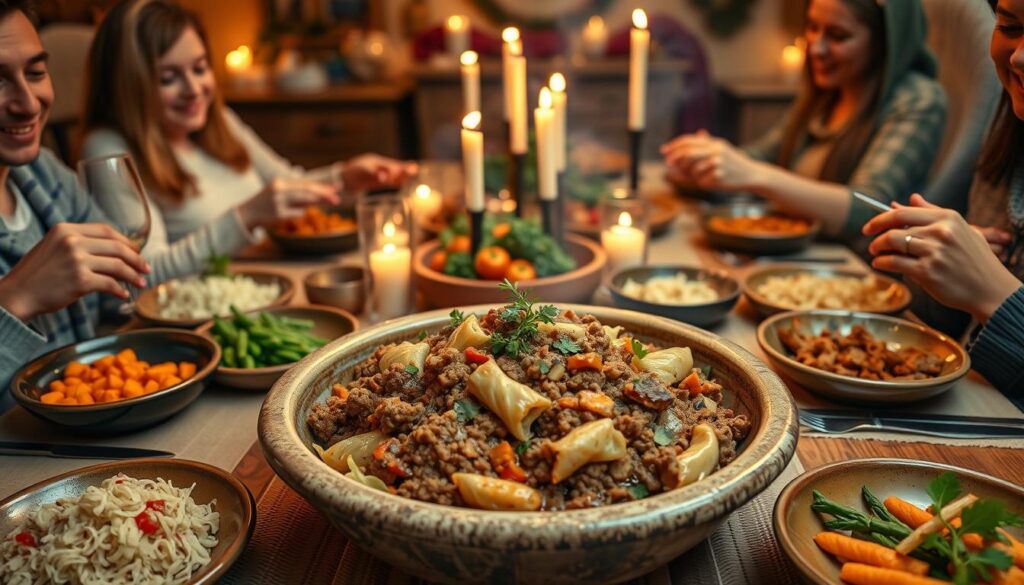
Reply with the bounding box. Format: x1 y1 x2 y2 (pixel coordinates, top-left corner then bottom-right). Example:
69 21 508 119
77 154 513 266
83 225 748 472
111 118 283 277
369 240 412 321
460 50 480 114
445 15 470 59
225 45 265 89
601 211 646 273
410 184 442 227
628 10 649 132
581 15 608 60
780 39 805 84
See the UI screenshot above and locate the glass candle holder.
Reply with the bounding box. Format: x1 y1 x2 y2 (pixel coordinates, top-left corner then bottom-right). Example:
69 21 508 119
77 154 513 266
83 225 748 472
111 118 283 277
599 195 649 276
358 193 412 322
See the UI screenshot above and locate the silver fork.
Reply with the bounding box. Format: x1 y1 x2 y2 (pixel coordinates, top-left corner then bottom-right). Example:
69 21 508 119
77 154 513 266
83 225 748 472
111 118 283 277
798 410 1024 439
799 411 876 434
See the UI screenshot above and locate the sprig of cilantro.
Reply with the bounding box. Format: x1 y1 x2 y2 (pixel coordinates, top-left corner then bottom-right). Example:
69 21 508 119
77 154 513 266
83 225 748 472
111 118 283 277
631 339 649 359
627 483 649 500
514 440 531 455
489 279 558 358
404 364 419 375
454 398 481 423
449 309 466 328
552 335 581 355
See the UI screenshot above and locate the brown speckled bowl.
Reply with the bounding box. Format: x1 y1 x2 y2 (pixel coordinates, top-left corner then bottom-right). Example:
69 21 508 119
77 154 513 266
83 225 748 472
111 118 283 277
259 305 798 584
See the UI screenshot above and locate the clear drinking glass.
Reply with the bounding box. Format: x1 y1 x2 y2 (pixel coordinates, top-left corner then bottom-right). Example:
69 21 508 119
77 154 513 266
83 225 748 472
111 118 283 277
78 154 152 312
598 194 649 277
357 193 412 323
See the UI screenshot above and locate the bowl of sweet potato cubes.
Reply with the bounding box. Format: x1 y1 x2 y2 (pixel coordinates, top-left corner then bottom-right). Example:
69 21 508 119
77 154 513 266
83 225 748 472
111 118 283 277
10 329 220 434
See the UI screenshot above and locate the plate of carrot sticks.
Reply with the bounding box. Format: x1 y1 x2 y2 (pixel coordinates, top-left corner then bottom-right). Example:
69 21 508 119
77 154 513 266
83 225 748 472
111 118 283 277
773 459 1024 585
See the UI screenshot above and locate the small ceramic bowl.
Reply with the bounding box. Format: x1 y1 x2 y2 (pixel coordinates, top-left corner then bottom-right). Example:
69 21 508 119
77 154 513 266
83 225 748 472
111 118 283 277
136 268 297 328
774 458 1024 585
195 305 358 391
0 458 255 584
607 264 740 327
303 266 366 315
757 310 970 404
742 264 912 318
11 329 219 434
701 201 820 255
269 227 358 256
413 234 607 308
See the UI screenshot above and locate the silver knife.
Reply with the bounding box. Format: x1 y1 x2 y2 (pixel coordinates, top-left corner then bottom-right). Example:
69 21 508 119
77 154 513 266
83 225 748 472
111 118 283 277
801 409 1024 438
0 441 174 459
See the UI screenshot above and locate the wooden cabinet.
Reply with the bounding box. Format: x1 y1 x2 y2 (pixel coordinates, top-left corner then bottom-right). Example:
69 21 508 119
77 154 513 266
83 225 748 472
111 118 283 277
412 58 691 160
716 80 797 145
223 80 417 169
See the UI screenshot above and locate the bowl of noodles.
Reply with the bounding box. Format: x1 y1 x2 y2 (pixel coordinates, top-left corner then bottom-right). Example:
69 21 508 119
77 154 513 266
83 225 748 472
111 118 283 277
0 458 254 584
259 295 798 583
742 264 912 318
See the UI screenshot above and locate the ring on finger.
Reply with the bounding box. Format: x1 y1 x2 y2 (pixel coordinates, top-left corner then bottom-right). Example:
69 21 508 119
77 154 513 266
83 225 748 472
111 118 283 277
904 233 915 256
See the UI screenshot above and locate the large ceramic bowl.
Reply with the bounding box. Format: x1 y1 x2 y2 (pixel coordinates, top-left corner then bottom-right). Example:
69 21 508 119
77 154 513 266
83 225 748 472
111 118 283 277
195 305 358 391
0 458 255 584
412 234 607 308
259 304 798 584
607 264 740 327
773 459 1024 585
10 329 219 433
136 268 297 328
701 201 820 255
742 264 912 318
757 310 970 404
268 227 359 256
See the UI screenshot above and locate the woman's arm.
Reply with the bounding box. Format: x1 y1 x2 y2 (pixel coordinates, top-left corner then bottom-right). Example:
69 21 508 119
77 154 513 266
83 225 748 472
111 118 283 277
968 287 1024 395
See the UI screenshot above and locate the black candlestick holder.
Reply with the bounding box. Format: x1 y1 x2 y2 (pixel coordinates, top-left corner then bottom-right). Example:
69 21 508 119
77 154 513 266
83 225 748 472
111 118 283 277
629 129 643 195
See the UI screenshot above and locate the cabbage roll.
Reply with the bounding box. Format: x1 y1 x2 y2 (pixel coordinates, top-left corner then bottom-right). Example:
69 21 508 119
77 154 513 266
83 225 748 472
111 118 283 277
466 359 552 441
379 341 430 373
638 347 694 385
548 418 628 483
314 430 389 473
660 423 719 489
451 472 543 511
344 455 389 492
448 314 490 351
538 321 587 339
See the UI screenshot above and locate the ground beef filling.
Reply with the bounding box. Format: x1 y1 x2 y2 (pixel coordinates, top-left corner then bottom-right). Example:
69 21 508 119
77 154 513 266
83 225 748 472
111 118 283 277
306 308 751 510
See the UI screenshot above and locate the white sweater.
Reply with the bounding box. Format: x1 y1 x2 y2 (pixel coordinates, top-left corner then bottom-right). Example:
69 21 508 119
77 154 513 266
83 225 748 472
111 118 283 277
80 109 332 252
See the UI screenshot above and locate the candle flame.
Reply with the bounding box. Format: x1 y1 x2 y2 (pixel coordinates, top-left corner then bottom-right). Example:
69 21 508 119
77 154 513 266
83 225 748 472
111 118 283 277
415 184 432 199
549 72 566 92
632 9 648 30
369 41 384 56
382 242 396 254
462 111 482 130
586 15 605 30
781 44 803 63
383 221 396 238
225 45 252 69
447 15 466 30
460 50 478 66
617 212 633 228
502 27 520 43
539 87 552 109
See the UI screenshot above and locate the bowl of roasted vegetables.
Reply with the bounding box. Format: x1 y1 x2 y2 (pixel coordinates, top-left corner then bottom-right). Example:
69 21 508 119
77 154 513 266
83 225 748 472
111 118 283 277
259 283 798 583
774 458 1024 585
701 201 820 255
413 216 606 308
757 310 969 404
269 206 359 256
196 305 357 391
11 329 219 433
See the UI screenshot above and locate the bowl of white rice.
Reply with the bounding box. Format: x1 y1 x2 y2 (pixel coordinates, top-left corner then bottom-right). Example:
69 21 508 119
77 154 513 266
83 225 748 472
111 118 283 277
136 268 297 328
607 265 740 327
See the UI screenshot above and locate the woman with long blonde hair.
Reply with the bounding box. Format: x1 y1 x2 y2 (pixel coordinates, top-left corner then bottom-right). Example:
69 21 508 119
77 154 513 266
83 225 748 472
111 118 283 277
78 0 413 251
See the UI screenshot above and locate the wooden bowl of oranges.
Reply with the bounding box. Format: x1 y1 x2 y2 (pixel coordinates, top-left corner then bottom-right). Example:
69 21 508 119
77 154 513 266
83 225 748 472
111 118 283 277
10 329 220 434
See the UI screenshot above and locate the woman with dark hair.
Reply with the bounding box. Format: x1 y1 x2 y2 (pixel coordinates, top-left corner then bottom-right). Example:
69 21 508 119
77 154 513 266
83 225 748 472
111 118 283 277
662 0 947 240
864 0 1024 396
78 0 414 253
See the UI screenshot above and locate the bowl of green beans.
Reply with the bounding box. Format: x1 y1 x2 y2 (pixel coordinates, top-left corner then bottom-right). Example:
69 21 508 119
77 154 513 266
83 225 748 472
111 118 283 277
195 305 359 391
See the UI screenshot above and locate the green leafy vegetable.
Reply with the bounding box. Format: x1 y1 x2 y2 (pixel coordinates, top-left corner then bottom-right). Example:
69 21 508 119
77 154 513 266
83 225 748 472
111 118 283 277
514 441 531 456
454 398 481 423
417 330 428 341
631 339 649 360
203 254 231 278
404 364 420 375
538 361 551 375
653 425 675 446
443 252 475 279
439 214 576 279
552 335 582 355
449 309 466 328
489 280 558 358
927 472 961 512
627 484 649 500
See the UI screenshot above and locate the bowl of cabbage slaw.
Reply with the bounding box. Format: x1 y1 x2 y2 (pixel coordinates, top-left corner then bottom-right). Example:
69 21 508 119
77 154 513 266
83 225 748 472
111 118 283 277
136 268 297 328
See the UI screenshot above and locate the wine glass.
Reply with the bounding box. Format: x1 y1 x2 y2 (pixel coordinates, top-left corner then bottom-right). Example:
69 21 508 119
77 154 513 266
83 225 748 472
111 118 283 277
78 154 152 312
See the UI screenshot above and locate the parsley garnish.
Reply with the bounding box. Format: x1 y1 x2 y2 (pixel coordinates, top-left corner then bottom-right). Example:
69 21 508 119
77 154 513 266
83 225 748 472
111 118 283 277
449 309 466 328
631 339 649 359
404 364 419 375
417 330 428 341
552 335 581 355
454 398 481 423
489 279 558 358
927 471 960 511
627 484 649 500
514 440 531 455
653 425 675 446
538 361 551 375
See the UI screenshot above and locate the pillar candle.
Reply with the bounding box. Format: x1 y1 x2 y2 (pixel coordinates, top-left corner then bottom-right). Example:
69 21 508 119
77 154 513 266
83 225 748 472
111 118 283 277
501 27 521 122
461 111 485 212
460 50 480 114
369 242 411 320
549 73 567 172
535 87 556 201
601 212 646 272
628 9 649 132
